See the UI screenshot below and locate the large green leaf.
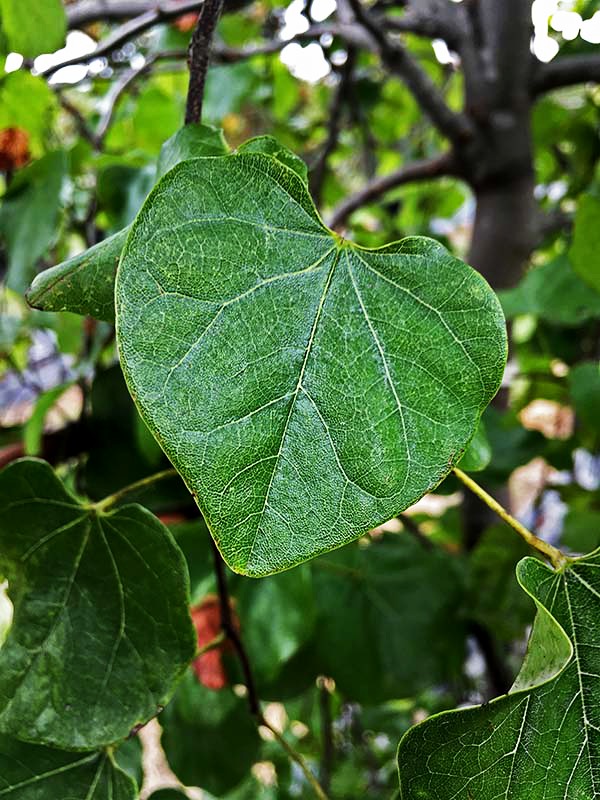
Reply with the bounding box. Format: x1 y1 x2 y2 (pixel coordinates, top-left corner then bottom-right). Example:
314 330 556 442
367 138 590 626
26 230 126 323
26 125 227 323
569 193 600 294
397 550 600 799
116 153 507 576
0 0 66 58
0 459 196 750
313 536 466 704
0 150 67 292
0 736 136 799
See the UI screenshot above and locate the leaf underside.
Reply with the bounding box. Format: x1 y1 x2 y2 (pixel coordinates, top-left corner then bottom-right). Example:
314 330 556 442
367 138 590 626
116 153 507 576
0 459 196 751
398 551 600 799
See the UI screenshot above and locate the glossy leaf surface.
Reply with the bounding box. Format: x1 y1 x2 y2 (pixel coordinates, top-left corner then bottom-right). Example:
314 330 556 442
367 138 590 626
398 551 600 799
116 154 507 575
0 459 196 750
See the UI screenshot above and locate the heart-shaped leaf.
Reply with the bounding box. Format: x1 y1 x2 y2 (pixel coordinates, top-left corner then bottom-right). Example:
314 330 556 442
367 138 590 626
0 736 136 799
0 459 196 750
116 154 506 576
397 550 600 799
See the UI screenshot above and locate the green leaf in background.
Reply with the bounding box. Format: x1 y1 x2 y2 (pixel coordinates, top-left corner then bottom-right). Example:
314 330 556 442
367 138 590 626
569 361 600 438
0 458 195 750
160 670 261 797
466 525 533 642
0 72 57 158
237 135 308 183
569 193 600 294
499 255 600 326
156 123 229 178
397 550 600 799
27 125 228 322
26 229 126 323
0 0 66 58
0 736 136 799
0 150 67 292
314 536 466 704
23 382 74 456
236 564 316 683
116 153 507 576
457 419 492 472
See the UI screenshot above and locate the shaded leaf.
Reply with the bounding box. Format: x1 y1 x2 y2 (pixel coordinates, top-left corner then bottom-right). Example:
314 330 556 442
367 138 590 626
0 458 195 750
0 150 67 292
161 670 260 796
569 193 600 294
499 256 600 326
398 551 600 799
0 736 136 799
458 419 491 472
466 525 533 642
313 536 467 704
235 564 316 684
116 154 506 576
26 229 126 323
28 125 228 322
569 361 600 437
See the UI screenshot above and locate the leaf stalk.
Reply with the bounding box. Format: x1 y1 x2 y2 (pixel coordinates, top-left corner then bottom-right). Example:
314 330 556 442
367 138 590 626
452 467 569 569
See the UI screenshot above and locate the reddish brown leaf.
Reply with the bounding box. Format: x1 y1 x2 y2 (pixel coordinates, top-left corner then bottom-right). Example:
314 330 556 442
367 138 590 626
174 12 199 32
191 595 239 690
0 128 30 172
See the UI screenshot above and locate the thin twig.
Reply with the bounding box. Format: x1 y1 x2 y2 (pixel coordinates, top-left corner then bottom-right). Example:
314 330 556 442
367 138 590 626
40 0 205 78
262 717 330 800
310 48 356 205
209 540 329 799
93 468 178 512
398 513 433 550
453 467 569 569
318 677 334 793
328 151 456 229
346 0 473 144
533 53 600 95
196 630 226 657
185 0 225 123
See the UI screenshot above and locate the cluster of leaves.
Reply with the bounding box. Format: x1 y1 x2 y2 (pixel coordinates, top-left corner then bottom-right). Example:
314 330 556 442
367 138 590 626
0 1 600 798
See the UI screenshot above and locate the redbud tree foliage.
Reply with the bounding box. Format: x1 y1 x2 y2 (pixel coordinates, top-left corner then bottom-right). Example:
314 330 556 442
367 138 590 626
0 0 600 797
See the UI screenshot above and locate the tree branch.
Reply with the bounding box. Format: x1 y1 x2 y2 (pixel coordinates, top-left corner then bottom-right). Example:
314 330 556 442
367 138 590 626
40 0 204 77
40 20 363 85
533 53 600 95
310 48 356 206
345 0 473 144
210 539 330 800
328 151 456 229
185 0 225 123
66 0 252 28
